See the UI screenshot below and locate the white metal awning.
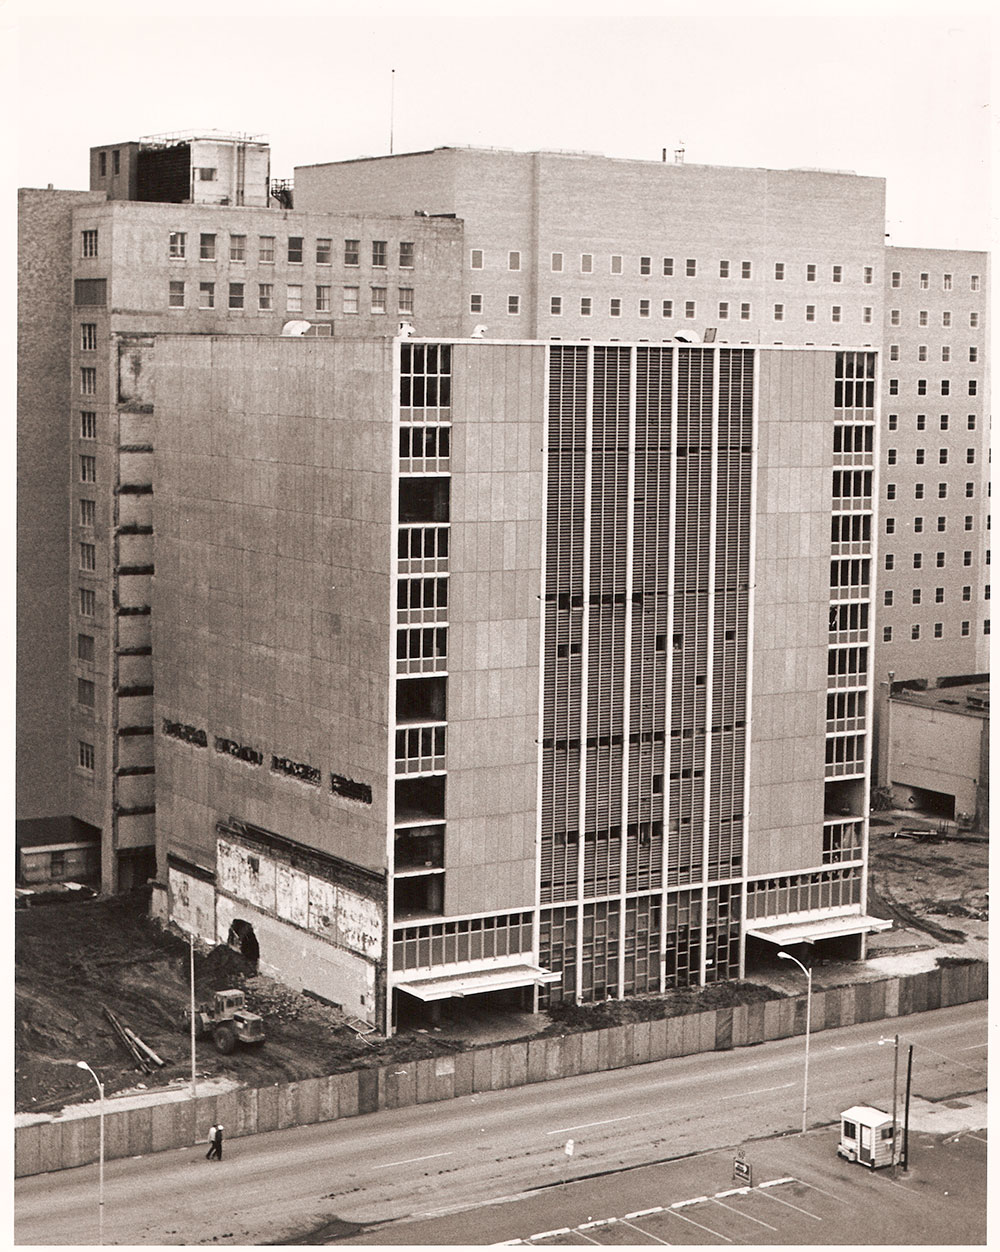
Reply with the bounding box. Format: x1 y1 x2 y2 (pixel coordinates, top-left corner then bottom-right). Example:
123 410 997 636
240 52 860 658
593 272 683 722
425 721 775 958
746 913 892 946
394 963 560 1002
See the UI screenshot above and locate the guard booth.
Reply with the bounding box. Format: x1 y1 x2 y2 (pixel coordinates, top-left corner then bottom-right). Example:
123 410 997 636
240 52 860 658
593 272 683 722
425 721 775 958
838 1106 895 1169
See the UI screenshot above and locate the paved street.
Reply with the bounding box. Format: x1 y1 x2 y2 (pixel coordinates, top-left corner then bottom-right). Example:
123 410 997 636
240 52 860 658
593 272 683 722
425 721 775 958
14 1001 986 1245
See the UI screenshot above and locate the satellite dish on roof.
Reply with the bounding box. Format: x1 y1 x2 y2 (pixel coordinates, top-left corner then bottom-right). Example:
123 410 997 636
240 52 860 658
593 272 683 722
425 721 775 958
281 320 312 337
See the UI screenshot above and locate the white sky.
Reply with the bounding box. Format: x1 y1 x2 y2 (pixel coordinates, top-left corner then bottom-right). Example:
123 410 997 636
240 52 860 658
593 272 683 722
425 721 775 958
6 3 995 251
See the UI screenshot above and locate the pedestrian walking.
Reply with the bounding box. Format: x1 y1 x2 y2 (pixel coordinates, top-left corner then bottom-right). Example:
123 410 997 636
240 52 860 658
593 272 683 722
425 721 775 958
206 1124 224 1160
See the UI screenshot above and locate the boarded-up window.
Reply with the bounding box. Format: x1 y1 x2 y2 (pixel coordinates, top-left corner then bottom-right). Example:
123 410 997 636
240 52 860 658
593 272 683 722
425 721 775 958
74 278 107 306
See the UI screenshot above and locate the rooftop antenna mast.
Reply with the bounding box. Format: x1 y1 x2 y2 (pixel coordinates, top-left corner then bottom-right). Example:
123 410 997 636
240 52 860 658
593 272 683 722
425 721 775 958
389 68 395 155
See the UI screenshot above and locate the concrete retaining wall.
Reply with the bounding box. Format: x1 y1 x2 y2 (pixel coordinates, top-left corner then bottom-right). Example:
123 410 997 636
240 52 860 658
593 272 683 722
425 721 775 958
15 960 987 1177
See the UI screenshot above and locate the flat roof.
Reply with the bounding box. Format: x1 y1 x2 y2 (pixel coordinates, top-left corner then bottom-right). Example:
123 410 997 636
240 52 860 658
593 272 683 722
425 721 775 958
891 681 989 719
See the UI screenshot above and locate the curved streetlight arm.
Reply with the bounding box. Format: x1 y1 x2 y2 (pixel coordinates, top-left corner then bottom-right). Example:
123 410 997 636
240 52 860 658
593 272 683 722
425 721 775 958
777 951 809 979
76 1061 105 1245
777 951 812 1135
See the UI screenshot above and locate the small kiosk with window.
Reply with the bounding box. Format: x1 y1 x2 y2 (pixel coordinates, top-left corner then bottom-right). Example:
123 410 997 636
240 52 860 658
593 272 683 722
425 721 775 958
838 1105 895 1169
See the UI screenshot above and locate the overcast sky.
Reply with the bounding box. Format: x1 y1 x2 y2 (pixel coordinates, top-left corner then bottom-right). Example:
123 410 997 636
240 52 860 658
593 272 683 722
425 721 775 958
8 3 994 251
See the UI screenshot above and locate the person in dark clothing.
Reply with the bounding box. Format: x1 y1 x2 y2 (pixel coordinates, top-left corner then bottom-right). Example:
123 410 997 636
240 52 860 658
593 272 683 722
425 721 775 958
206 1124 224 1160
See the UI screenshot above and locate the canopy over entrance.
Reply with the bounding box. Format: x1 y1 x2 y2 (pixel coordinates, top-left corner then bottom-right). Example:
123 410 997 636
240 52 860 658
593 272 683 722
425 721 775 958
746 912 892 947
394 962 560 1002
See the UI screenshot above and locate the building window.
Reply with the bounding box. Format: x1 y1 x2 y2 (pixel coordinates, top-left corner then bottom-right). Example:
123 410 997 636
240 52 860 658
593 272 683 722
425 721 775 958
864 266 874 284
890 309 900 325
581 254 593 273
199 282 215 309
80 323 97 352
806 264 816 282
937 552 947 568
911 624 920 640
509 251 521 271
78 633 94 661
913 553 923 569
79 541 95 571
229 234 246 262
965 515 974 531
915 449 925 464
581 297 592 316
549 295 562 316
740 303 751 320
315 285 331 312
774 262 785 280
77 679 95 707
228 282 244 310
639 298 650 317
719 260 730 278
970 312 979 328
397 240 414 269
885 518 895 534
888 414 898 430
939 481 948 496
259 236 275 263
398 288 414 314
971 274 981 291
98 151 107 177
968 414 977 429
936 587 945 603
288 237 304 264
888 379 898 396
967 448 976 463
963 551 973 566
831 306 842 323
885 554 894 570
79 498 95 527
887 449 897 465
640 256 651 275
685 301 695 319
890 345 900 362
168 280 185 308
197 167 216 181
258 283 273 310
966 481 975 496
941 346 951 362
912 588 921 604
914 482 924 497
80 587 95 616
919 272 929 288
470 294 483 314
80 455 96 483
915 414 926 430
313 237 332 265
199 233 216 261
345 239 361 267
686 258 697 277
169 231 186 259
81 229 98 258
916 345 926 362
773 303 784 321
805 305 815 322
833 265 843 283
941 380 950 396
889 270 901 288
286 284 303 313
884 590 893 606
662 257 673 276
551 252 563 272
343 287 359 314
80 367 96 396
942 311 952 327
371 287 386 314
933 622 943 638
611 255 623 275
960 620 971 636
913 517 923 533
508 295 520 315
610 298 622 317
883 626 892 642
80 411 96 439
939 449 949 464
942 273 953 290
78 741 95 771
886 483 896 500
718 301 729 319
863 306 872 324
968 380 978 396
938 516 947 531
918 310 928 327
985 620 991 635
969 347 978 362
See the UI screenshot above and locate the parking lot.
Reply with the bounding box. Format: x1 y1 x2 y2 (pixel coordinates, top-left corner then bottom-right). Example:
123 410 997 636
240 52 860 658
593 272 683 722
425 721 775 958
513 1127 987 1246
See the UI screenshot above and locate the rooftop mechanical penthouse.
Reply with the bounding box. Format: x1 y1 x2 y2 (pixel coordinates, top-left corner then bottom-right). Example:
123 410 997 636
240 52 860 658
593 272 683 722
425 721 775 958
147 334 887 1032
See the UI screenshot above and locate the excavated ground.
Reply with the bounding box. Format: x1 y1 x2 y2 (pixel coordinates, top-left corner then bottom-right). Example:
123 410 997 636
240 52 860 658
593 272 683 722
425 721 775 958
14 821 987 1114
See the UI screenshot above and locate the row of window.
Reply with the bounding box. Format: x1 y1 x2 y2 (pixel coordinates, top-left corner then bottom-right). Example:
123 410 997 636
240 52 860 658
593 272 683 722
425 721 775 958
890 271 981 291
884 550 986 570
885 516 977 534
887 414 978 431
887 482 977 500
886 448 977 465
888 379 978 397
475 251 883 283
168 232 415 268
167 280 414 315
484 294 880 322
889 310 980 327
889 345 978 362
884 586 988 606
883 620 989 641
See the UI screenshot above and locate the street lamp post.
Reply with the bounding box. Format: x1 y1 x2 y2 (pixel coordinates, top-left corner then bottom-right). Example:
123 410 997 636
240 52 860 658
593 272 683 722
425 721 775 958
76 1060 105 1245
778 950 812 1134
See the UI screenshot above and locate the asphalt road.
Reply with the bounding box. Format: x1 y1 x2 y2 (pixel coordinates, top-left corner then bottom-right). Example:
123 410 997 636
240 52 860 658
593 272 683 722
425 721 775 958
14 1000 987 1246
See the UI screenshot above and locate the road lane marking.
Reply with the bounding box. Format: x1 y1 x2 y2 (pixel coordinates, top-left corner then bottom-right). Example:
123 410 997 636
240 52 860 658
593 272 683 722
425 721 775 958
721 1082 794 1099
960 1043 988 1050
758 1189 823 1220
545 1114 639 1134
373 1150 453 1168
620 1217 671 1243
712 1197 778 1231
665 1207 733 1241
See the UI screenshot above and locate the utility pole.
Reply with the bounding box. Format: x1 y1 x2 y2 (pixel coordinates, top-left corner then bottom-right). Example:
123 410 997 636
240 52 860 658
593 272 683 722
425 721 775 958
189 932 197 1100
891 1032 899 1174
902 1043 914 1170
